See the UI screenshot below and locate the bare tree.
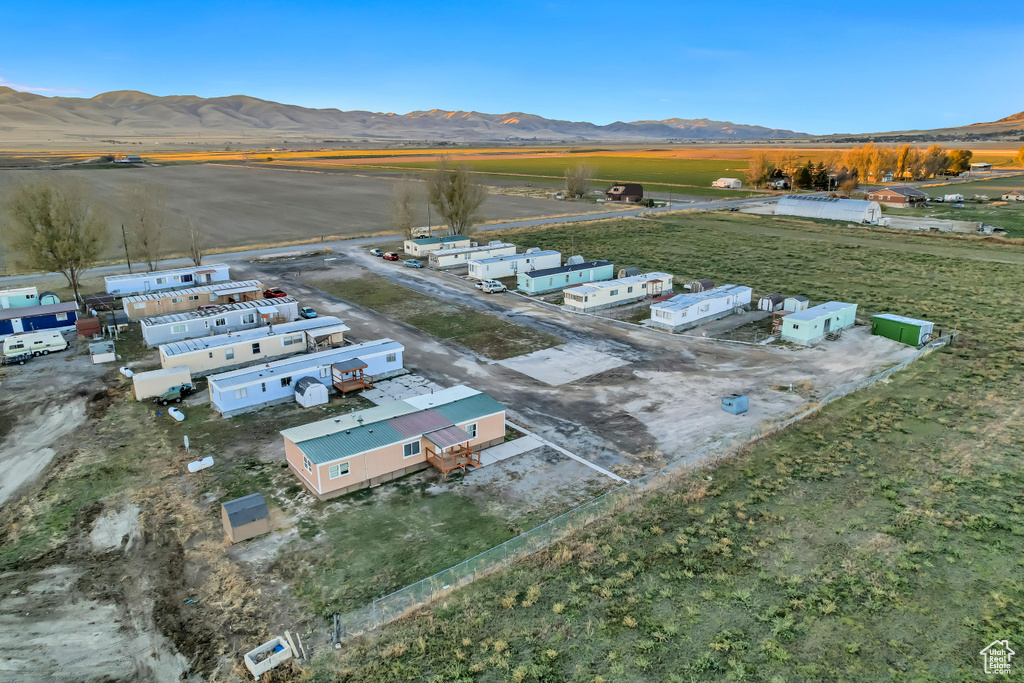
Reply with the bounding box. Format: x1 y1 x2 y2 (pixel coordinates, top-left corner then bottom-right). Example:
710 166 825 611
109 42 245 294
186 217 204 266
124 184 166 271
564 163 595 198
427 156 487 236
388 177 419 239
3 178 108 306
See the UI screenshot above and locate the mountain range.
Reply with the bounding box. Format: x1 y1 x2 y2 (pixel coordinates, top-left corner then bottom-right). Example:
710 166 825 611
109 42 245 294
0 87 806 142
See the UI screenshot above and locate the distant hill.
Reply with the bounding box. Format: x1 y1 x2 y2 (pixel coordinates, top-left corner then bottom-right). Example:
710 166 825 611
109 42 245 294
825 111 1024 143
0 87 805 142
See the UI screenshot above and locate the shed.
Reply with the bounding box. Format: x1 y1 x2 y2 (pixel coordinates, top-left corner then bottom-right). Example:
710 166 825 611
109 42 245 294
76 317 102 338
221 493 271 544
132 365 193 401
722 394 749 415
758 293 784 312
618 267 640 279
871 314 934 346
294 376 329 408
688 279 714 293
712 178 743 189
783 296 809 312
38 292 61 306
89 341 116 364
605 183 644 202
774 195 882 224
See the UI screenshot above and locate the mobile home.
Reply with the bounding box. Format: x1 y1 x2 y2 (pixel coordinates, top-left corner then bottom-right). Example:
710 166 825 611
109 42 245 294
158 316 348 375
428 242 516 270
141 297 299 347
0 286 39 310
780 302 858 345
104 264 231 297
403 235 471 256
648 285 752 332
871 314 934 346
122 280 263 319
208 338 404 416
467 249 561 280
516 260 615 295
0 302 79 340
563 272 674 313
281 386 506 500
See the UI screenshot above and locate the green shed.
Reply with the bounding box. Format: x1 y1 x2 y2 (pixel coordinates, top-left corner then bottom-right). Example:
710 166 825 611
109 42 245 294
871 314 934 346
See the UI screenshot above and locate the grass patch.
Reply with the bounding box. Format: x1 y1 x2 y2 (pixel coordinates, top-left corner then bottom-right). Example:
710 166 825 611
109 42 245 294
884 201 1024 239
312 274 561 360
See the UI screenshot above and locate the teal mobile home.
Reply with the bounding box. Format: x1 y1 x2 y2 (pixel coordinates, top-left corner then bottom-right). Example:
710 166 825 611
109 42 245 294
516 260 614 295
780 301 857 345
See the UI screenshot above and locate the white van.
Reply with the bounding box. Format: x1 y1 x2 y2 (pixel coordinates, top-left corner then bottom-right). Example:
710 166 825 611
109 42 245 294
2 331 69 357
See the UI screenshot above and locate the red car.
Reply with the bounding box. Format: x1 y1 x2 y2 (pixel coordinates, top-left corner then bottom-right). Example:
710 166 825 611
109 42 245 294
383 252 400 261
263 288 288 298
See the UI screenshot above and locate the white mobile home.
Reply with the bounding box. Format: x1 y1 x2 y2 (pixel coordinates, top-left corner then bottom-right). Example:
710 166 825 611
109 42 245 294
0 286 39 310
428 242 516 270
780 301 857 345
122 280 263 319
649 285 752 332
141 297 299 347
104 264 231 297
403 235 471 256
158 316 348 375
563 272 674 313
208 338 404 416
467 249 561 280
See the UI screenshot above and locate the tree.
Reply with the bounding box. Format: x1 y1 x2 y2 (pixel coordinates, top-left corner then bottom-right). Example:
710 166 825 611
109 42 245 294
426 156 487 236
564 163 595 199
388 177 419 239
923 145 949 179
947 149 974 174
124 184 167 271
186 217 204 266
793 165 813 189
839 177 859 195
1016 146 1024 166
744 152 775 188
3 178 108 307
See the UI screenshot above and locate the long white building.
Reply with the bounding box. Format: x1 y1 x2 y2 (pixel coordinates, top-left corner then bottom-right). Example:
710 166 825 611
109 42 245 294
104 264 231 296
773 195 882 224
563 272 674 313
467 249 561 280
141 297 299 346
428 242 516 269
648 285 752 332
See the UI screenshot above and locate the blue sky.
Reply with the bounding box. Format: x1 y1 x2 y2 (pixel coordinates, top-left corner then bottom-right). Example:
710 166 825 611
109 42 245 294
2 1 1021 134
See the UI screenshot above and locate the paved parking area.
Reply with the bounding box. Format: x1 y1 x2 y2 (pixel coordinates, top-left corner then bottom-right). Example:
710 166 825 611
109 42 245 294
362 374 445 404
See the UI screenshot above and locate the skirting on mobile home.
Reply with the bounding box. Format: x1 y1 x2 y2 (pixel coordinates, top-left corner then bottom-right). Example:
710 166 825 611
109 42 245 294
158 316 348 375
0 302 79 340
207 338 404 416
122 280 263 319
648 285 752 332
104 264 231 296
780 302 857 345
467 249 561 280
141 297 299 346
563 272 674 312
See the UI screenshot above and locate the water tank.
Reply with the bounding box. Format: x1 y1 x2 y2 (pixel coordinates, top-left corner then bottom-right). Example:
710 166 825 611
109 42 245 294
566 255 584 266
187 456 214 472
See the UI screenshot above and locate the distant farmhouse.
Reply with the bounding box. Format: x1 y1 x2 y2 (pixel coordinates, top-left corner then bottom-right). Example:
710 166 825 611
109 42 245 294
865 186 928 208
605 183 643 202
114 154 144 164
1002 190 1024 202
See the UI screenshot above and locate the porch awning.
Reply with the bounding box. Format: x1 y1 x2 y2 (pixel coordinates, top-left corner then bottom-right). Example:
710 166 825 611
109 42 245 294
424 425 472 450
331 357 368 373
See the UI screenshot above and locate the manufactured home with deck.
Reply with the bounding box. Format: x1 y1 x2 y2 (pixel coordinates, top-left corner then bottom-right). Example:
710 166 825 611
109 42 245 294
104 264 231 297
516 260 614 295
428 242 516 270
467 249 561 280
141 297 298 346
281 386 506 500
563 272 673 313
648 285 752 332
780 301 857 345
122 280 263 319
402 235 471 256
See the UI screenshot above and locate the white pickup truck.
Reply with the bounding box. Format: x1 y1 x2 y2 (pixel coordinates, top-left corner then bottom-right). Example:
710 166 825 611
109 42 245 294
475 279 507 294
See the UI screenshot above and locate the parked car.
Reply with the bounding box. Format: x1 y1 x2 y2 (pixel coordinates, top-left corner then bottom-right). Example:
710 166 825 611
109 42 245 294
1 351 32 366
383 252 400 261
480 280 507 294
728 207 739 212
263 288 288 298
404 259 424 268
154 383 196 406
369 248 384 257
299 306 318 319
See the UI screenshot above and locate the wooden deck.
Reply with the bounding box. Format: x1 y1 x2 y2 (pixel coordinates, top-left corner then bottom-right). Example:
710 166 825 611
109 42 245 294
425 444 481 478
331 363 374 396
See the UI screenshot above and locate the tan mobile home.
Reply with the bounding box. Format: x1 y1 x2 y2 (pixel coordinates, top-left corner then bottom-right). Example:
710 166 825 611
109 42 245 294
122 280 263 319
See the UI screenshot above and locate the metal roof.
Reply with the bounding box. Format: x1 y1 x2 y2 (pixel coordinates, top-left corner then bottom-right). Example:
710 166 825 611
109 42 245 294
471 250 560 265
408 236 469 245
104 263 229 283
140 297 295 327
306 323 350 340
424 425 472 449
0 286 37 296
403 385 480 410
0 301 78 322
760 293 784 303
331 358 367 373
208 338 401 390
293 422 406 465
568 272 671 295
775 195 881 222
160 317 344 356
222 493 269 527
787 295 809 302
869 186 927 199
388 409 453 439
520 260 612 280
432 393 506 424
872 313 932 327
122 280 262 304
785 301 856 323
281 401 419 444
294 376 326 396
651 285 751 312
432 242 515 257
89 341 115 354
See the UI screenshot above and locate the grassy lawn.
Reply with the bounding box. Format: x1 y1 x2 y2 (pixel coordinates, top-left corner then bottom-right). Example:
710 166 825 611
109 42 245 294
317 213 1024 681
312 274 562 360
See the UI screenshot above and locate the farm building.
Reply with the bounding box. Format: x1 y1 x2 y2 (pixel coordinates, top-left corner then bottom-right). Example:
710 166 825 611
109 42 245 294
784 296 809 312
0 302 78 340
688 279 714 293
428 242 516 269
871 314 934 346
402 235 471 256
158 316 348 375
281 386 506 500
758 293 784 311
712 178 743 189
969 162 992 173
221 493 271 544
605 183 644 202
114 155 143 164
517 259 615 295
104 264 230 297
780 301 858 345
865 186 928 208
1001 190 1024 202
467 249 561 280
132 365 193 401
563 272 674 313
122 280 263 319
141 297 298 347
207 338 404 417
0 286 38 310
649 285 752 332
774 195 882 224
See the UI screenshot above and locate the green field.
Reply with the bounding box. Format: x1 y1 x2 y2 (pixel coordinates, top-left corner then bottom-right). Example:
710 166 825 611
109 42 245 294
318 214 1024 681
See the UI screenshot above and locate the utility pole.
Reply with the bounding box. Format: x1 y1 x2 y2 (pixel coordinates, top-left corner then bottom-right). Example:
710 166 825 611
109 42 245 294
121 224 133 273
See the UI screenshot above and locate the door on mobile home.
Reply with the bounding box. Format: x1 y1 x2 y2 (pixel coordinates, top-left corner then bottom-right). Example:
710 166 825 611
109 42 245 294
823 318 831 334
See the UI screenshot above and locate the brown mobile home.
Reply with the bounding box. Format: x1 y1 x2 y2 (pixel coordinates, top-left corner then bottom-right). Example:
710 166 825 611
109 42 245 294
122 280 263 319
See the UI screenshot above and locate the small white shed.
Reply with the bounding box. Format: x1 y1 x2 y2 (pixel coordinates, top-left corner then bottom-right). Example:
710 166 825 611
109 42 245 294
89 341 116 364
294 376 329 408
758 294 784 312
784 296 809 312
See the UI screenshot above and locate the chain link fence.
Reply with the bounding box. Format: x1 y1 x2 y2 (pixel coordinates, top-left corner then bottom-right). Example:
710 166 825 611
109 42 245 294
333 333 955 641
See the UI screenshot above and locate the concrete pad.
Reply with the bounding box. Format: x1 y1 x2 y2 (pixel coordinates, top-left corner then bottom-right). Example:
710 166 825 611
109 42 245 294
497 342 629 386
363 376 447 405
479 435 545 466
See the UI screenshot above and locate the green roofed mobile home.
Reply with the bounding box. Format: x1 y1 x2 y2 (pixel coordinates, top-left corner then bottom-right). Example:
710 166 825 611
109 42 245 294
871 314 934 346
780 301 857 345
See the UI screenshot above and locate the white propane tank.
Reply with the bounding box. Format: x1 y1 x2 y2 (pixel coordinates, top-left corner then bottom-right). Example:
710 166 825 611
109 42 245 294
187 456 214 473
168 407 185 422
119 367 134 378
